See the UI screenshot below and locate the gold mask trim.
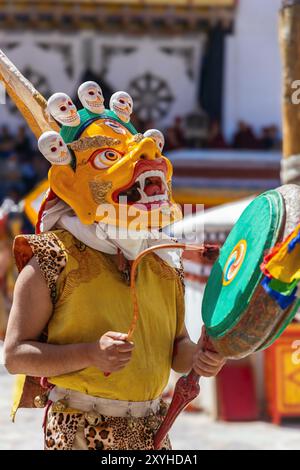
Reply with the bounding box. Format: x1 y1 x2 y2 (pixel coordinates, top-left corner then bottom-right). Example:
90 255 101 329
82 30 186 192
68 136 121 152
89 180 113 204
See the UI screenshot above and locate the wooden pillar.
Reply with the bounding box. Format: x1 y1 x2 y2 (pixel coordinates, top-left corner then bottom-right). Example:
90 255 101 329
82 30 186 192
280 0 300 184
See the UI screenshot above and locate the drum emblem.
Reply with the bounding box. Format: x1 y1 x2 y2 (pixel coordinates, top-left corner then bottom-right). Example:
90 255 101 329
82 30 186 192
223 239 247 286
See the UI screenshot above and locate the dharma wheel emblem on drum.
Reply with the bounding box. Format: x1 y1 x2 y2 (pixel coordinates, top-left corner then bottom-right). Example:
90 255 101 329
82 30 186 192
222 239 247 286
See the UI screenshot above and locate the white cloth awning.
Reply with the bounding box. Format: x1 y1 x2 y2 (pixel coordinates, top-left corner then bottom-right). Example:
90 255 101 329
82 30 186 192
167 196 254 238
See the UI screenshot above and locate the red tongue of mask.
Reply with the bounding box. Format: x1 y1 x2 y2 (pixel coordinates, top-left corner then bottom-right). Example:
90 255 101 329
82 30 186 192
144 177 163 197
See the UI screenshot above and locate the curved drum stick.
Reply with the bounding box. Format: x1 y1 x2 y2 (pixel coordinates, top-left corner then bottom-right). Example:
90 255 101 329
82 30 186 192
127 243 219 449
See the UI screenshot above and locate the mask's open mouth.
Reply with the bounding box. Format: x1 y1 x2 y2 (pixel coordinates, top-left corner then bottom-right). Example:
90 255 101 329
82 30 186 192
113 161 169 209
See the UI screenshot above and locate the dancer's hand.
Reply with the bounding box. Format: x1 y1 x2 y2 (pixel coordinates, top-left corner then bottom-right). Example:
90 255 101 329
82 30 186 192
90 331 134 373
192 328 226 377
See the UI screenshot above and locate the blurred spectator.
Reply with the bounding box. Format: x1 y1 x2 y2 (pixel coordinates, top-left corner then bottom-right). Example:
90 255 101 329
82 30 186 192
173 116 186 147
270 125 282 150
130 112 145 133
6 154 21 180
5 186 22 205
207 120 228 149
32 151 50 181
0 125 14 158
0 199 25 339
0 125 47 205
165 127 182 151
14 125 32 160
0 239 14 339
164 116 187 151
232 121 258 150
184 107 209 148
5 154 23 196
143 120 156 133
20 159 38 193
259 125 282 151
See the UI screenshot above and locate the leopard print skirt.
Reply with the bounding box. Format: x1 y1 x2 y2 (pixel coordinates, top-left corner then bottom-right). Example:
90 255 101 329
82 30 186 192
44 405 171 450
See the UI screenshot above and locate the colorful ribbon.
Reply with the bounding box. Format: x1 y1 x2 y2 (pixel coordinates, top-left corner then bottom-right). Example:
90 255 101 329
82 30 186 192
261 278 297 310
260 223 300 309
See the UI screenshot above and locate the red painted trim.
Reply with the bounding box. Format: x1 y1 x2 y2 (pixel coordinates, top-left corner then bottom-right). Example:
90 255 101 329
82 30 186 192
35 189 57 234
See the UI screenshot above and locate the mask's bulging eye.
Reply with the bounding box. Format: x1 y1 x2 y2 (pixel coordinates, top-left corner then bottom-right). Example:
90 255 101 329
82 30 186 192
90 148 122 169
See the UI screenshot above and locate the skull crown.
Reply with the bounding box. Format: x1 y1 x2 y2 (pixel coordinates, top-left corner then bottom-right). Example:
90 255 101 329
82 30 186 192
109 91 133 123
42 82 165 168
47 93 80 127
78 81 105 114
144 129 165 152
38 131 72 165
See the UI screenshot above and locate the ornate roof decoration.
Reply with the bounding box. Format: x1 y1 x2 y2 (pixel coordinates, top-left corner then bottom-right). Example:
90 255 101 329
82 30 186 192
0 0 236 32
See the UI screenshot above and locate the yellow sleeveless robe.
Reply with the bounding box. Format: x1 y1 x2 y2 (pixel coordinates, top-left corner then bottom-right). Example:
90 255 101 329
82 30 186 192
12 230 184 414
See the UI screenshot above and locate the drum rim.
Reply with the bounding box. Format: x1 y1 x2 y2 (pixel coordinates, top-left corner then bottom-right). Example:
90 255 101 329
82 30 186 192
257 299 300 352
202 190 284 338
255 184 300 351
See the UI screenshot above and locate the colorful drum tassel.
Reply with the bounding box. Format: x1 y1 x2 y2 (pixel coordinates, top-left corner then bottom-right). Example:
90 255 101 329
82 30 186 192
260 224 300 309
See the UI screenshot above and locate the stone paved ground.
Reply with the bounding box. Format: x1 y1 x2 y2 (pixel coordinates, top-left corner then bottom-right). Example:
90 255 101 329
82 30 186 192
1 345 300 450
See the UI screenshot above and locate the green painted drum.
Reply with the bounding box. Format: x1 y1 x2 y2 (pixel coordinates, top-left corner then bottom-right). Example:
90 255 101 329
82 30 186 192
202 190 284 339
202 185 300 358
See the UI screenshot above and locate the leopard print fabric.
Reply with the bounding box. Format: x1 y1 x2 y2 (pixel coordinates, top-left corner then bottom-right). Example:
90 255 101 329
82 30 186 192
45 410 83 450
45 406 171 451
175 261 185 293
14 232 67 303
84 415 171 451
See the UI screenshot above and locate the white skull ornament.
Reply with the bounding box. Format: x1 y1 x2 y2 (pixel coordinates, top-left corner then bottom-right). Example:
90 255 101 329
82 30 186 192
78 81 105 114
47 93 80 127
38 131 72 165
144 129 165 152
109 91 133 123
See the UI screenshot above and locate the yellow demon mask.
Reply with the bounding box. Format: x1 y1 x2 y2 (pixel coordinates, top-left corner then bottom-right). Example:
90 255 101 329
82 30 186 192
0 49 181 231
37 87 182 230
